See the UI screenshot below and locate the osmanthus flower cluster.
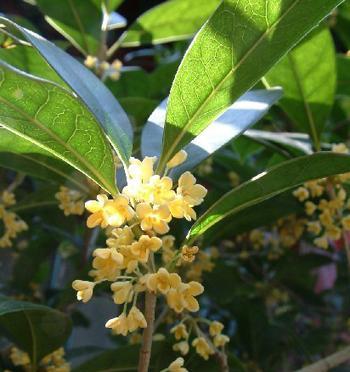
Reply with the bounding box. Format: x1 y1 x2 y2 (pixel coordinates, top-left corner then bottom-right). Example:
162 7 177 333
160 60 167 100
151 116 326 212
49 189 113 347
72 150 229 365
84 55 123 81
8 346 70 372
55 186 85 216
0 190 27 248
293 143 350 250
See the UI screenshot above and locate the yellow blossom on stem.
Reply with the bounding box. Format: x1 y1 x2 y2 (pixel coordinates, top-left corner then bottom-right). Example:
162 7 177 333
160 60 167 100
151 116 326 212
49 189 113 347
130 235 162 263
85 194 134 228
1 190 15 207
181 245 199 263
136 203 171 234
106 226 134 248
127 306 147 332
342 216 350 230
167 150 188 169
293 187 309 202
90 248 123 281
167 281 204 313
146 268 182 294
10 347 30 366
213 334 230 347
305 201 317 216
72 280 95 303
176 172 207 206
307 221 322 235
167 357 188 372
169 196 197 221
325 225 342 240
55 186 84 216
314 235 329 249
111 281 133 304
192 337 214 360
170 323 189 340
304 180 324 198
105 312 129 336
209 321 224 337
173 341 190 355
144 175 175 205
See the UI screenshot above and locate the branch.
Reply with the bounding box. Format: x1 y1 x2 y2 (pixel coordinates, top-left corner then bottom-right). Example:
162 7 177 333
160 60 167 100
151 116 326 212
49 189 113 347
295 345 350 372
138 292 157 372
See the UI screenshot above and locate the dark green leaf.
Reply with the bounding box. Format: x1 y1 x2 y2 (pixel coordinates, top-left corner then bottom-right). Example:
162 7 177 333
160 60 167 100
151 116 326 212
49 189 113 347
159 0 345 171
187 152 350 243
0 128 88 191
337 54 350 96
0 297 72 364
264 27 336 149
0 62 117 195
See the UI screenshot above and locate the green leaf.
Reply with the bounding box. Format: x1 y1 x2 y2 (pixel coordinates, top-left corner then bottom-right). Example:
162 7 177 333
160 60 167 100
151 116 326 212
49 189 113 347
0 128 88 191
264 27 336 150
337 54 350 96
120 0 220 47
159 0 345 171
0 62 117 195
35 0 103 55
142 89 282 176
0 297 72 364
0 45 65 86
0 17 133 166
187 152 350 243
334 1 350 49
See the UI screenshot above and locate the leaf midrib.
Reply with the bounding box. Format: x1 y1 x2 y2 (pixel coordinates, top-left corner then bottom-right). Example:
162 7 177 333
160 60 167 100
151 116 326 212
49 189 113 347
0 92 114 193
161 0 302 167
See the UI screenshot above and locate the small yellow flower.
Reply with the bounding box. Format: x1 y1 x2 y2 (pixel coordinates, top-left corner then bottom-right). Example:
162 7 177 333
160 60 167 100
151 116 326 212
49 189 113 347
177 172 207 206
111 281 133 304
90 248 123 281
167 150 188 169
105 313 129 336
319 210 334 227
55 186 84 216
146 268 182 294
130 235 162 263
304 180 324 198
144 175 175 205
293 187 309 202
305 201 317 216
181 245 199 262
167 281 204 313
314 235 329 249
84 55 98 68
342 215 350 230
332 143 348 154
72 280 95 303
127 306 147 332
106 226 134 248
213 334 230 347
209 321 224 337
1 190 16 207
307 221 321 235
10 347 30 366
136 203 171 234
228 171 240 187
168 357 188 372
173 341 190 355
162 235 176 250
169 196 197 221
170 323 189 340
192 337 214 360
325 225 341 240
85 194 134 228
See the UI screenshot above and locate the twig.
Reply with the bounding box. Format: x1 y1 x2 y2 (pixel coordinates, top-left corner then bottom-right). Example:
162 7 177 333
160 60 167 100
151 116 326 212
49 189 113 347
295 345 350 372
138 292 157 372
215 350 229 372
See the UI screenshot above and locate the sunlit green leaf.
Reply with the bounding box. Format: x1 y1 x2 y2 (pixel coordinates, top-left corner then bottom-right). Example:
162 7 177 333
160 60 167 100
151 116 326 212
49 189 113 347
120 0 220 47
0 62 117 195
159 0 345 171
187 152 350 243
264 27 336 150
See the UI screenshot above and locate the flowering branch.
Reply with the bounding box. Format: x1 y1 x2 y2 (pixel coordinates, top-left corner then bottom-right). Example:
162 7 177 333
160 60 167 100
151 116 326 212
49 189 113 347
138 292 157 372
295 345 350 372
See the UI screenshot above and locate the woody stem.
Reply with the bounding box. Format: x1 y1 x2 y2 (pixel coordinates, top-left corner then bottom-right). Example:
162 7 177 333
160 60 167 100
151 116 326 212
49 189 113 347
138 292 157 372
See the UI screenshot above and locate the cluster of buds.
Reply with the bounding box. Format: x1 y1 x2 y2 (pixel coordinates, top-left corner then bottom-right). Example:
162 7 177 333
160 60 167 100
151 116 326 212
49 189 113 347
170 319 229 361
0 190 27 248
293 143 350 250
72 150 209 340
84 55 123 81
9 347 70 372
55 186 85 216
